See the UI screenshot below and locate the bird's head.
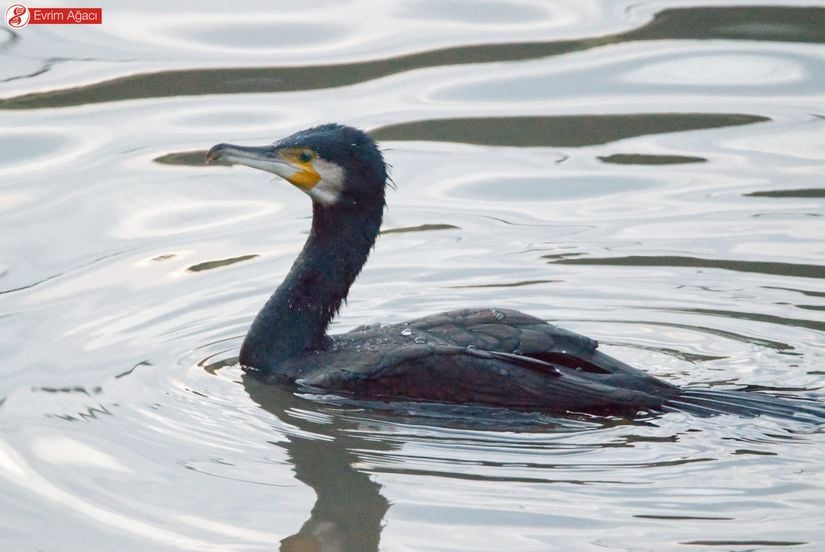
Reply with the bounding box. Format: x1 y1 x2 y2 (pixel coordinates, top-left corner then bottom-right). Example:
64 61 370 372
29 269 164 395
207 123 387 208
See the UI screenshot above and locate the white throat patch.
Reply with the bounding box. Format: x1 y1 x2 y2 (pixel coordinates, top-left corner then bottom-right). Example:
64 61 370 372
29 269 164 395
306 158 345 206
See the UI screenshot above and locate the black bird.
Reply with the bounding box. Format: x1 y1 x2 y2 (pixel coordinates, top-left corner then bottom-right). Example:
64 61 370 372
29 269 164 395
207 124 823 420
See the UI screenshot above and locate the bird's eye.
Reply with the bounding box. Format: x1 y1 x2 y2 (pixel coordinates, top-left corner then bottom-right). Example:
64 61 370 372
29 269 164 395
298 150 314 163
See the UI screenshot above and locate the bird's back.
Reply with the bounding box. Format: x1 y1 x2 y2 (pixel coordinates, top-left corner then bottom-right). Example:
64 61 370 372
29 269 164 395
284 308 681 414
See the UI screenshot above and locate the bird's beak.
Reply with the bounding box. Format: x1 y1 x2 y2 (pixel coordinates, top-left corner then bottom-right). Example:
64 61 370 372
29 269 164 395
206 143 307 188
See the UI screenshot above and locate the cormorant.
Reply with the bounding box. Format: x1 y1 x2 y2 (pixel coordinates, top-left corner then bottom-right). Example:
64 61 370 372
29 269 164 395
207 124 823 420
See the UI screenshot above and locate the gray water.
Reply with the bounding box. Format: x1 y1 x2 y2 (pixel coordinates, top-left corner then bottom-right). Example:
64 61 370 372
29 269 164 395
2 2 825 551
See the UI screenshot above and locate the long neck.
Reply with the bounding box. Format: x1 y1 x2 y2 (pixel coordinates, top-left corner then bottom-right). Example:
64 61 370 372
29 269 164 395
239 200 383 374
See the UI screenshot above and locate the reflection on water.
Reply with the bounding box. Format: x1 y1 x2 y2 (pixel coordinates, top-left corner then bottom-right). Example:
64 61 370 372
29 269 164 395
3 7 825 109
244 376 389 552
1 1 825 551
370 114 770 147
550 255 825 281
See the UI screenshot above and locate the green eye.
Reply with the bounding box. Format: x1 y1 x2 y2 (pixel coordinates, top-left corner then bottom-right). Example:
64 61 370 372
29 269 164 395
298 150 314 163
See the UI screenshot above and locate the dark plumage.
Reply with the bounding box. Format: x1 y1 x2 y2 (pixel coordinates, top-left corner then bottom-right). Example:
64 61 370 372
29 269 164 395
207 124 824 421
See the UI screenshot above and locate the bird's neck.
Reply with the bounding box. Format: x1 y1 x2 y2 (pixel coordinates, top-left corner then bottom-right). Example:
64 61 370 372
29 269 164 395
239 200 383 374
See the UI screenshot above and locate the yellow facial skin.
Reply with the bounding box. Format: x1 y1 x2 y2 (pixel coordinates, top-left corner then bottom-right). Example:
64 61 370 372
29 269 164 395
279 148 321 191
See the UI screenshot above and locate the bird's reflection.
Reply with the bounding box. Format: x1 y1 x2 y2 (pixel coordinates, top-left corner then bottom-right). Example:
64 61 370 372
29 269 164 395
243 374 390 552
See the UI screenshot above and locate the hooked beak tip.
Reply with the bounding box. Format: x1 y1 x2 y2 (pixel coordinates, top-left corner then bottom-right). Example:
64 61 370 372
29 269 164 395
206 143 228 164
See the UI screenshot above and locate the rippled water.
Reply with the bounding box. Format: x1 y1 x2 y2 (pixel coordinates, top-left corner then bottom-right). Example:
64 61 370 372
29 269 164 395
2 2 825 551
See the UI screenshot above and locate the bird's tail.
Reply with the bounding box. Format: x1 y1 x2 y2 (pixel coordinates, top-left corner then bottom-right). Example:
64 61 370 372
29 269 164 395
663 388 825 423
